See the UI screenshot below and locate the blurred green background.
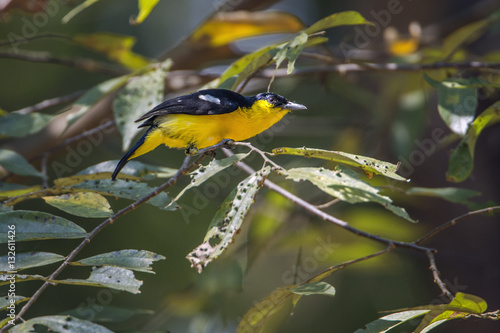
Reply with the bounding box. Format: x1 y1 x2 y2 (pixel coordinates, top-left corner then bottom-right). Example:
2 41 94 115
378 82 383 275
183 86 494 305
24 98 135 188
1 0 500 332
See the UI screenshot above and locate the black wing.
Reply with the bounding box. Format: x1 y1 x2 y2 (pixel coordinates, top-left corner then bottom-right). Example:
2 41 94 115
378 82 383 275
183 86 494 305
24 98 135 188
135 89 253 128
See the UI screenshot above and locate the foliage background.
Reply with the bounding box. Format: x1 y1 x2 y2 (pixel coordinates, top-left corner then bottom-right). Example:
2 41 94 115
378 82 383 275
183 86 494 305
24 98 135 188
1 0 500 332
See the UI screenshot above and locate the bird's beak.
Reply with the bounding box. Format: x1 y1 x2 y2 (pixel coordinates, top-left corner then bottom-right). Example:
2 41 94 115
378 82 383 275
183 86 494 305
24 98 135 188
283 101 307 111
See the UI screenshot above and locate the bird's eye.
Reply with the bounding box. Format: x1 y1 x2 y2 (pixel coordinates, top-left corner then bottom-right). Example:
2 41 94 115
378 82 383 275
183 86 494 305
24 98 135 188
267 96 276 104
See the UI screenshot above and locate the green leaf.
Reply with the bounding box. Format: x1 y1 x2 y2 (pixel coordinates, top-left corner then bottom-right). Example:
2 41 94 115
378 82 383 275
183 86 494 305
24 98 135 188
273 31 308 74
237 281 336 333
11 315 113 333
0 210 87 243
407 187 481 207
272 147 406 181
0 252 64 272
211 44 276 89
114 60 171 151
0 149 43 178
73 249 165 273
61 0 100 23
66 178 178 210
57 266 143 294
0 112 54 137
0 273 47 285
61 305 153 322
67 75 131 127
290 281 336 297
230 49 277 90
131 0 160 25
355 310 429 333
237 288 294 333
0 184 42 199
283 166 414 222
170 153 250 207
43 192 113 218
0 295 29 311
77 160 177 180
447 101 500 182
442 18 491 58
424 74 477 136
305 11 373 34
414 293 487 333
187 167 270 273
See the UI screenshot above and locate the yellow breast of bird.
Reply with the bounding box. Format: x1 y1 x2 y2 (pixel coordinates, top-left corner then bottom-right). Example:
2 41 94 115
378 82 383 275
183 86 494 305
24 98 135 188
155 103 289 149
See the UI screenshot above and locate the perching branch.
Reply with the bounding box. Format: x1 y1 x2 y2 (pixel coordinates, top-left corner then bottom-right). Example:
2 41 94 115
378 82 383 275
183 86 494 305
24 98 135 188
0 154 206 332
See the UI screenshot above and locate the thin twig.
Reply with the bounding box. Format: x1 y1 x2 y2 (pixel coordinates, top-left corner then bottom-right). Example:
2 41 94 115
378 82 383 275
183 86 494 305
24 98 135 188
306 245 394 284
426 250 453 299
0 51 128 76
415 206 500 244
13 90 85 115
0 33 72 48
1 154 206 331
256 61 500 77
234 142 284 170
315 198 341 209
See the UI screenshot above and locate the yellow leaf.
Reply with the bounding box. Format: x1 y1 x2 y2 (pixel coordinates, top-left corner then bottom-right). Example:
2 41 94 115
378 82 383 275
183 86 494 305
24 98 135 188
190 11 304 48
0 185 42 199
74 32 151 70
130 0 160 25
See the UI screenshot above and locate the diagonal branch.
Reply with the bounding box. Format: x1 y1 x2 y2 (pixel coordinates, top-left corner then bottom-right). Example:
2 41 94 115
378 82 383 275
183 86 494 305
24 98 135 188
0 51 128 76
0 154 206 332
415 206 500 244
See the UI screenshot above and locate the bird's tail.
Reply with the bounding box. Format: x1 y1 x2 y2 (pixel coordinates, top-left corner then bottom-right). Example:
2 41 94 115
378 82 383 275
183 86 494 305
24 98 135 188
111 127 158 180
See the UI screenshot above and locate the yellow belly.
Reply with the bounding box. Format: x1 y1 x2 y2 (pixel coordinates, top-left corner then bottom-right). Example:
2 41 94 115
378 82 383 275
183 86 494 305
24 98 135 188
156 107 288 149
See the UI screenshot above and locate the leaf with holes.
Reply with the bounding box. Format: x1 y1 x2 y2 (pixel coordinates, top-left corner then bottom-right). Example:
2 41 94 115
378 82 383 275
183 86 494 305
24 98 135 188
11 315 113 333
0 252 64 272
170 153 250 207
273 147 406 181
73 249 165 273
187 167 270 273
0 210 87 243
57 266 143 294
0 296 29 311
0 273 46 285
114 60 172 151
283 166 414 222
